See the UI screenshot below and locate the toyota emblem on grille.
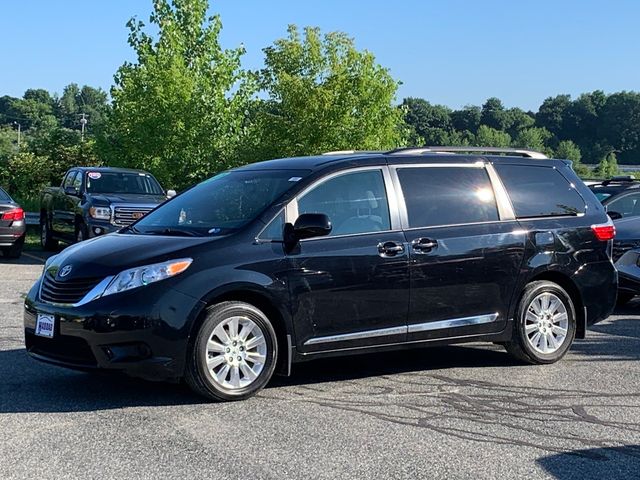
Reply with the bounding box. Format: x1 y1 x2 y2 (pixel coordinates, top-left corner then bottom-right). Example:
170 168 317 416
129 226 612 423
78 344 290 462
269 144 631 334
59 265 73 278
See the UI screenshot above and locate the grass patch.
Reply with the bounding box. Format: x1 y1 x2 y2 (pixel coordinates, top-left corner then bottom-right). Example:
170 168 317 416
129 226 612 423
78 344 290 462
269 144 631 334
24 225 41 251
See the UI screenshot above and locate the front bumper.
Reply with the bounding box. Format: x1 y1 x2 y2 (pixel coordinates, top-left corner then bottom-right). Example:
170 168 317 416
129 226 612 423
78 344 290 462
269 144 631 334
85 219 119 238
23 279 205 381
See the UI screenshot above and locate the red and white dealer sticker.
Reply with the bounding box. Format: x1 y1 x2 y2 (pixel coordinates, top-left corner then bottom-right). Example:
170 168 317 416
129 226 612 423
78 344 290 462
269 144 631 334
88 172 102 179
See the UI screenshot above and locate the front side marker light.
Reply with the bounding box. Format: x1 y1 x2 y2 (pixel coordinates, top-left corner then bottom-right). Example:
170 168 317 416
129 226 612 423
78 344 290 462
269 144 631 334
102 258 193 297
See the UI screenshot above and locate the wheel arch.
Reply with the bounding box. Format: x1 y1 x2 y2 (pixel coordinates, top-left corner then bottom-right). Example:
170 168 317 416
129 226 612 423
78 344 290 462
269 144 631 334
527 270 586 339
187 284 293 375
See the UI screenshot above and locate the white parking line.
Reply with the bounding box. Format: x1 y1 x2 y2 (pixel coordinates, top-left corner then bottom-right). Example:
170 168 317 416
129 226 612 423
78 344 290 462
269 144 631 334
22 252 46 264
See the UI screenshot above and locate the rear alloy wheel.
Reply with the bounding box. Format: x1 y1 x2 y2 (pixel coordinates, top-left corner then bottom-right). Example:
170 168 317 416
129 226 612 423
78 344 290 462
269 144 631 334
185 301 278 401
505 281 576 364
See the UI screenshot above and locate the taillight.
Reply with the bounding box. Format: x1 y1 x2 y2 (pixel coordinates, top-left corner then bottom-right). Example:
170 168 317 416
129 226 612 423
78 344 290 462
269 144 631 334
1 207 24 221
591 221 616 241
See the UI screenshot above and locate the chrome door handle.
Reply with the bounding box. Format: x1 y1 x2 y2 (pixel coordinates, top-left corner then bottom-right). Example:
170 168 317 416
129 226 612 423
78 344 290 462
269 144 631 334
378 241 404 257
412 238 438 252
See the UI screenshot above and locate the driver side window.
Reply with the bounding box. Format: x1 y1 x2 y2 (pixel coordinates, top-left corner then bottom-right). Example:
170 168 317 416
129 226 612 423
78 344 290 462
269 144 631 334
297 169 391 237
607 192 640 218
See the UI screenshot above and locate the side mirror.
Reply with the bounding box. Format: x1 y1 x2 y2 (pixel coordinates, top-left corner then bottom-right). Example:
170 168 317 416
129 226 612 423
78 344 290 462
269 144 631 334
64 186 79 196
167 189 177 199
292 213 332 240
607 211 623 220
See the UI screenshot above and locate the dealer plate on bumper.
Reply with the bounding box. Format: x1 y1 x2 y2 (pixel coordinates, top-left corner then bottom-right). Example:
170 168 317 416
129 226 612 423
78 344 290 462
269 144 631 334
35 313 55 338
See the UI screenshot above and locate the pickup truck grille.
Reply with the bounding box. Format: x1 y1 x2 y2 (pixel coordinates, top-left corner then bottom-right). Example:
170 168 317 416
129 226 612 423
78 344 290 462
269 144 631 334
112 206 154 227
40 273 101 305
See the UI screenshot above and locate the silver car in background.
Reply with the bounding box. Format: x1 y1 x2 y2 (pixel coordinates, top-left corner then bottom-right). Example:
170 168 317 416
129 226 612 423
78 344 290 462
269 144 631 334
0 187 26 259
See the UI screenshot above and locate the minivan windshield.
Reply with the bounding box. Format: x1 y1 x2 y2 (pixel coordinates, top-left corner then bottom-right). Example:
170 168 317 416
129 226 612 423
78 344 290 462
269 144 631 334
86 171 164 195
130 169 309 236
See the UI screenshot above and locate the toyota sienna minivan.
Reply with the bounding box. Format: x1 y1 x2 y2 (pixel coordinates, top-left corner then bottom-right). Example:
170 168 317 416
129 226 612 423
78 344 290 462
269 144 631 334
24 147 617 401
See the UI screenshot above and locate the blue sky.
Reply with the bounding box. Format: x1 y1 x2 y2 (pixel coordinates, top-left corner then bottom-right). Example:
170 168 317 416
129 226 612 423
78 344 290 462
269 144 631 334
1 0 638 111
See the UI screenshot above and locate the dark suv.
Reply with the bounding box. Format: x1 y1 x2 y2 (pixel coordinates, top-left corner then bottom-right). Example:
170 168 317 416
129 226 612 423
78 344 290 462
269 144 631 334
24 148 617 401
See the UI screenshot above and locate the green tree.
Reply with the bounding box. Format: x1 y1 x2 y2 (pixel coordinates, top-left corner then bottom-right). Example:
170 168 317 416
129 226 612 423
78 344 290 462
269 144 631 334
402 97 452 145
513 127 552 153
555 140 590 177
252 25 406 159
451 105 481 134
473 125 511 147
536 94 571 137
480 97 507 131
58 84 109 131
599 92 640 164
595 151 620 178
104 0 253 189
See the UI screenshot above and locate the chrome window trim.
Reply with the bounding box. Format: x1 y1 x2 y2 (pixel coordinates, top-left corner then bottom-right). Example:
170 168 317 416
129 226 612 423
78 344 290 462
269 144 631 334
304 313 500 346
389 162 506 229
485 163 515 220
286 165 401 235
408 313 499 334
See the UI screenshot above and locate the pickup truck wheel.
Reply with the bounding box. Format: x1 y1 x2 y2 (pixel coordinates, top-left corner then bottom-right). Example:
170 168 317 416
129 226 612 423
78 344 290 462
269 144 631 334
75 223 88 243
40 219 58 250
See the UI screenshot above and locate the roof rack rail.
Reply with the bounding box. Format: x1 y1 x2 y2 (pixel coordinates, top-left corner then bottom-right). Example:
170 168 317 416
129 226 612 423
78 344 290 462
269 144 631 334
386 146 548 159
602 175 636 185
321 150 383 155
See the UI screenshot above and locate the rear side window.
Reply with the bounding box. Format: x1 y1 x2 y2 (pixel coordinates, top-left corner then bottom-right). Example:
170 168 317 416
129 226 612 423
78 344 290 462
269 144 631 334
495 165 585 218
397 167 499 228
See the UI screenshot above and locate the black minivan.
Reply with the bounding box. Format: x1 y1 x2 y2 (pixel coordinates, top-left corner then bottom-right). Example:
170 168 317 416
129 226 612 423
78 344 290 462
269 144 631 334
24 148 617 401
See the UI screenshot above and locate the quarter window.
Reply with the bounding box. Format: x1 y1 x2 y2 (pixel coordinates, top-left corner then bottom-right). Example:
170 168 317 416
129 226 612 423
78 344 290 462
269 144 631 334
495 164 585 218
297 170 391 236
397 167 499 228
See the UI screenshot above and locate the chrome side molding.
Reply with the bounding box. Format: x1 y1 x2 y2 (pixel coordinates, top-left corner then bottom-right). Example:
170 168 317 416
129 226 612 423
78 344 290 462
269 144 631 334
408 313 499 334
303 325 406 346
304 313 499 346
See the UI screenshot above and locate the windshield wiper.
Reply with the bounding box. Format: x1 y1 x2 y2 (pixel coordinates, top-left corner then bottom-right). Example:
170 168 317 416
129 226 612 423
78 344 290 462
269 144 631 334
143 227 200 237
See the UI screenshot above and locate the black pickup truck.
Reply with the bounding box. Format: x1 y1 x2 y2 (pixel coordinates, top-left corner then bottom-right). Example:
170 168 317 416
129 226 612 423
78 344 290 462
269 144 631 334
40 167 174 249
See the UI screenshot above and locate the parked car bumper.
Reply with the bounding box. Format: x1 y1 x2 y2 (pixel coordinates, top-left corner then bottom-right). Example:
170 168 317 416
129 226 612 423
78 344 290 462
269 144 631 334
0 221 26 247
85 219 119 238
23 278 205 381
615 249 640 296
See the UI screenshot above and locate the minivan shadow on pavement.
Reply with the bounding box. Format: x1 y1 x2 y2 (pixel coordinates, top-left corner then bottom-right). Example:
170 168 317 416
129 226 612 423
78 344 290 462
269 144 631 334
0 344 516 414
538 445 640 479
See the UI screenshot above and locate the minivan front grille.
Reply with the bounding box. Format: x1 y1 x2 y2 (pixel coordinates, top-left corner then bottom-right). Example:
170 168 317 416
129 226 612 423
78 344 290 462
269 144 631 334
112 206 154 227
40 273 101 305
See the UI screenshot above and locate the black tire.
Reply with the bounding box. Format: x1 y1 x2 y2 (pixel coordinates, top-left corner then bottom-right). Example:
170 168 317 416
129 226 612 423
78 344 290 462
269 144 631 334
505 281 576 365
40 216 58 250
185 301 278 402
75 221 88 243
616 292 635 305
2 240 23 259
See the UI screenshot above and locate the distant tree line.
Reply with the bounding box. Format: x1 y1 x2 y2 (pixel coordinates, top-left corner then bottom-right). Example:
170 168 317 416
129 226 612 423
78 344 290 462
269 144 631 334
1 0 639 204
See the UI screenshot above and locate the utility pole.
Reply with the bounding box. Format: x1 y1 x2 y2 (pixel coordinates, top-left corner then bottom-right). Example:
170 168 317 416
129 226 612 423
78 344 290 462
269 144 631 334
12 122 21 150
79 113 88 142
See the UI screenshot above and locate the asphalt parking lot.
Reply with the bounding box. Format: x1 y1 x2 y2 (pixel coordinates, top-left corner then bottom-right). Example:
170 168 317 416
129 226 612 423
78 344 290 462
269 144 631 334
1 253 639 479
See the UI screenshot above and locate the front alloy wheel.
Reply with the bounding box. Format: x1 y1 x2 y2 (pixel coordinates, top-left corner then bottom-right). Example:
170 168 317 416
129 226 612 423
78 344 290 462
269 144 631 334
186 301 278 401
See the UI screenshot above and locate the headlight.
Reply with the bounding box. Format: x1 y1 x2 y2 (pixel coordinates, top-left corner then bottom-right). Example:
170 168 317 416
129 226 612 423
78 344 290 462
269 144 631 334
102 258 192 297
89 207 111 220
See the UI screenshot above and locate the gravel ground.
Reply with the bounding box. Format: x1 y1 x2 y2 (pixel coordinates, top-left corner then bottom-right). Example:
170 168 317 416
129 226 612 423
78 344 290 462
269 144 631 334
1 252 639 479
